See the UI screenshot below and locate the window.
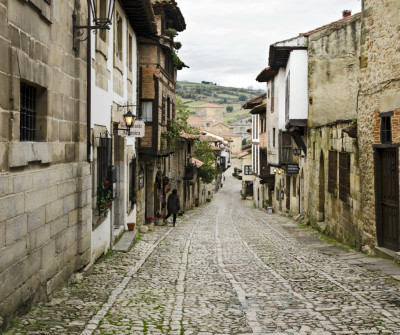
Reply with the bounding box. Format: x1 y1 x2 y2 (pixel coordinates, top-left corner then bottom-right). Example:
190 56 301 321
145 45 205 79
328 150 337 194
129 158 137 208
244 165 252 175
20 83 37 141
380 116 392 144
172 100 176 121
167 97 171 122
273 128 276 147
162 93 166 124
97 136 113 215
285 72 290 123
115 12 122 60
127 33 133 72
339 152 350 202
271 78 275 112
292 176 297 197
141 101 152 122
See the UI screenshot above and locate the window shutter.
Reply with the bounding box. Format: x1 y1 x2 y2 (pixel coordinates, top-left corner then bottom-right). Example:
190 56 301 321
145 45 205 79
328 150 337 194
339 152 350 202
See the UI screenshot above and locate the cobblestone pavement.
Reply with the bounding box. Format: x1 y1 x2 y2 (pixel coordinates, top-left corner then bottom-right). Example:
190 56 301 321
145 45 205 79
5 166 400 334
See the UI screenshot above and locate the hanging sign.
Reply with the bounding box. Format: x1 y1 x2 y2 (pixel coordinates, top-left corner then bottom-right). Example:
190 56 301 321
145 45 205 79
118 120 145 137
286 163 300 174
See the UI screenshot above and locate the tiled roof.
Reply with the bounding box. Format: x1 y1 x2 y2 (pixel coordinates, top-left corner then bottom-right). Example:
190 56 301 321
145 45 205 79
301 12 361 36
242 94 266 109
180 132 198 140
191 157 204 168
238 151 250 158
187 116 204 126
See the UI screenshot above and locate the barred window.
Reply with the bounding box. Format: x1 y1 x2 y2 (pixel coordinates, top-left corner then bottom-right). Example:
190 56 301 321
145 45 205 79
328 150 337 194
20 83 37 141
339 152 350 202
244 165 252 175
380 116 392 144
97 137 113 215
162 93 166 124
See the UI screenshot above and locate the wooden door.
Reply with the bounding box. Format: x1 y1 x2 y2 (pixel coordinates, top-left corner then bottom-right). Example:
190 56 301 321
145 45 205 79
375 147 399 251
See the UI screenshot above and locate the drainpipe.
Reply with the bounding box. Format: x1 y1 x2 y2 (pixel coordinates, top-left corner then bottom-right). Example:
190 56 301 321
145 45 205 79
87 0 91 163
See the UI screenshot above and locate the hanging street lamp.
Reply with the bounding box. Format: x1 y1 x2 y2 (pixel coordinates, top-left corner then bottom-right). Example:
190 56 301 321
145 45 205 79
72 0 116 51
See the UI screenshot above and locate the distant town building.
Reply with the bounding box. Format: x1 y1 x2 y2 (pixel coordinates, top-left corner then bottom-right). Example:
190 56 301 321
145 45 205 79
195 103 223 124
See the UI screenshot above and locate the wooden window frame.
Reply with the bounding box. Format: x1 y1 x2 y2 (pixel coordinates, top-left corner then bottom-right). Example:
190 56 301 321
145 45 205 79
339 152 350 202
328 150 337 195
244 165 252 175
380 115 392 144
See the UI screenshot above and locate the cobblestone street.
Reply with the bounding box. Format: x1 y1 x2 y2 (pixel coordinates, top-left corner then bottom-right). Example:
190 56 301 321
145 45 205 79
5 169 400 335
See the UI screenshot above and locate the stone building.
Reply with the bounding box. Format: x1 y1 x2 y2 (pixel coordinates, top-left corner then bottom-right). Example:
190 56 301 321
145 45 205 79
89 0 156 261
0 0 90 328
137 0 186 224
229 116 252 138
305 13 362 247
195 103 223 124
358 0 400 253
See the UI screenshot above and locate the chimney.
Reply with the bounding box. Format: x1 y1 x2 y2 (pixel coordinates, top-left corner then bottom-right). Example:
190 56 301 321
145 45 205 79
342 10 352 18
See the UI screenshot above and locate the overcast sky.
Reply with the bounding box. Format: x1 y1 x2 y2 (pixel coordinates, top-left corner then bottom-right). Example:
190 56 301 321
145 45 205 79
176 0 361 89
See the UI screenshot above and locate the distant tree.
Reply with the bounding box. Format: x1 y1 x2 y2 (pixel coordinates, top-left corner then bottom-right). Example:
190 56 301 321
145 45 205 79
226 106 234 113
242 138 247 145
238 94 247 101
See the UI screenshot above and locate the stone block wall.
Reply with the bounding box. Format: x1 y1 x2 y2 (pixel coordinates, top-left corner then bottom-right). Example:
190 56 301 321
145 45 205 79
307 124 362 248
0 0 91 328
358 0 400 249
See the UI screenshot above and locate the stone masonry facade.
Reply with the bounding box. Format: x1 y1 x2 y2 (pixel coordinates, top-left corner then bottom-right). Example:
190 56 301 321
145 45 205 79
358 0 400 250
0 0 91 329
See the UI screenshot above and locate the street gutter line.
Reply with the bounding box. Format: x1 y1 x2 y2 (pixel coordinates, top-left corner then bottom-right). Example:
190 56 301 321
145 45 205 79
80 227 174 335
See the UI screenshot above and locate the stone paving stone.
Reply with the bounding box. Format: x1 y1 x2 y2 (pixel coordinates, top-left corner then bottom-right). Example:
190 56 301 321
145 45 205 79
4 166 400 334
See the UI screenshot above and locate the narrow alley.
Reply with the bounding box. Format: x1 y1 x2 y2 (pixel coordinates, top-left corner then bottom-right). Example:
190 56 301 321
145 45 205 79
4 164 400 335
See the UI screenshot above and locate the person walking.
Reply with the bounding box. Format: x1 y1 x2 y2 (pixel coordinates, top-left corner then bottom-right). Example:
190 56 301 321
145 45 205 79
164 189 180 227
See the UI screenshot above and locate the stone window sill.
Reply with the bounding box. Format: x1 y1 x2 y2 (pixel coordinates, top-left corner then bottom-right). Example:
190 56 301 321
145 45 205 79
9 142 52 167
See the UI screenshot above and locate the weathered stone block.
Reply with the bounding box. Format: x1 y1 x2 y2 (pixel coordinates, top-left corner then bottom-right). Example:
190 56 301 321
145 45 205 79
36 223 50 248
6 214 27 245
0 238 27 273
0 176 9 197
380 92 400 113
65 143 75 162
45 199 63 223
78 233 90 254
27 206 45 233
57 180 77 199
68 208 79 227
50 215 68 238
25 187 49 212
0 221 5 248
0 193 25 222
63 193 77 215
0 38 10 74
41 240 57 279
22 249 41 282
13 173 33 193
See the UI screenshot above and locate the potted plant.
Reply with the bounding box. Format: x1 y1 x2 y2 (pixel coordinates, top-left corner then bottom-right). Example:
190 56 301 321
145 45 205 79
145 217 154 231
127 222 135 231
155 213 163 226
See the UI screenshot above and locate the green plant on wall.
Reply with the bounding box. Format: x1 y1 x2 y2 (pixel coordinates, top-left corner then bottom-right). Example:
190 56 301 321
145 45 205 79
97 178 112 215
161 122 181 151
194 140 218 184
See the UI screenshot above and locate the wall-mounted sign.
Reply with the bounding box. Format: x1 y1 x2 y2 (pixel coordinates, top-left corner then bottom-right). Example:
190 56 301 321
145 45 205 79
286 163 300 175
118 120 145 137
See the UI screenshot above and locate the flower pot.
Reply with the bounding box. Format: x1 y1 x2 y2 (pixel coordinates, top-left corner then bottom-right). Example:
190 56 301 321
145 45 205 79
147 223 155 231
127 222 135 231
139 225 149 233
155 218 163 226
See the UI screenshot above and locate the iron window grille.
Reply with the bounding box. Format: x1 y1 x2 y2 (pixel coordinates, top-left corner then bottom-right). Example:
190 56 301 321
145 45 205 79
244 165 252 175
97 136 113 215
162 93 166 125
339 152 350 202
381 116 392 144
20 83 37 141
328 150 337 194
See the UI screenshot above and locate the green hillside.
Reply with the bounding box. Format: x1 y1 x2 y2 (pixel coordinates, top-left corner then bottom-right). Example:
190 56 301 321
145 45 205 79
176 81 264 123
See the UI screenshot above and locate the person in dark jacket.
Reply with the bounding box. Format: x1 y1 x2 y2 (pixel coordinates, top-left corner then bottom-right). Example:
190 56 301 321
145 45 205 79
164 189 180 227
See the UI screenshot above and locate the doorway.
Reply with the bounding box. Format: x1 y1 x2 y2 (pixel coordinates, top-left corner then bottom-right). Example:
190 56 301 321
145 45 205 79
374 146 400 251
